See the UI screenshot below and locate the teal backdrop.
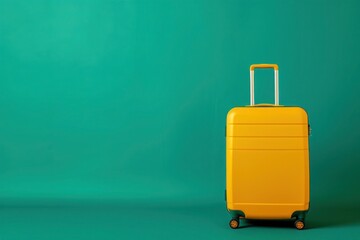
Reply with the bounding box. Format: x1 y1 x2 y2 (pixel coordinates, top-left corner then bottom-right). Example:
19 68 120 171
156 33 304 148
0 0 359 239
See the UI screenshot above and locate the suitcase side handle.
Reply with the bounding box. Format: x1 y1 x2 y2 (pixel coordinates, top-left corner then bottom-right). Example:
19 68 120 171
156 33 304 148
249 64 279 106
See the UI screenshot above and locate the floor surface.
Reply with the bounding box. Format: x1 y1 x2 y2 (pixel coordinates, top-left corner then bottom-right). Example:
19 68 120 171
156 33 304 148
0 200 358 239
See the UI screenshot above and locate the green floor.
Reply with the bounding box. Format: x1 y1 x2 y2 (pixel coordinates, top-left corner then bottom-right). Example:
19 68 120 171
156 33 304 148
0 200 358 240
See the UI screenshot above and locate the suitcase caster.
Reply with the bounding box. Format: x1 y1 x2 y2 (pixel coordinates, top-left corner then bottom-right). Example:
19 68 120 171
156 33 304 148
229 219 239 229
294 219 305 230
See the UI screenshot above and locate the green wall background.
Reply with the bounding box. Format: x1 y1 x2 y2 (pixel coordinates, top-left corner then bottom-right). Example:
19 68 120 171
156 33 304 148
0 0 359 239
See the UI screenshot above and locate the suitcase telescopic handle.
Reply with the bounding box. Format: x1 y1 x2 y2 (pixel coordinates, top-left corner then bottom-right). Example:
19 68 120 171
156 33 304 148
249 64 279 106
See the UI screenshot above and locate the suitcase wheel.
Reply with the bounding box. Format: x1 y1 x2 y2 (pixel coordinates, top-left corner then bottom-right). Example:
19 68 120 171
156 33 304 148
229 219 239 229
294 220 305 230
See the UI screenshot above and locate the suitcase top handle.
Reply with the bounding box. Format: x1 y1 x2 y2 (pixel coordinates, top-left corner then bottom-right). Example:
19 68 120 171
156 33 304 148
249 64 279 106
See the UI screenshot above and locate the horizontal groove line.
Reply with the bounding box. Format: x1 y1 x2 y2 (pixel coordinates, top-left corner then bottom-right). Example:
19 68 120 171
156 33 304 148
227 136 308 138
228 123 307 125
227 149 308 150
228 203 307 206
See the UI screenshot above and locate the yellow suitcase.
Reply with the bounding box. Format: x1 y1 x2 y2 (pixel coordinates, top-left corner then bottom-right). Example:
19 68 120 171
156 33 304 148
226 64 310 230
